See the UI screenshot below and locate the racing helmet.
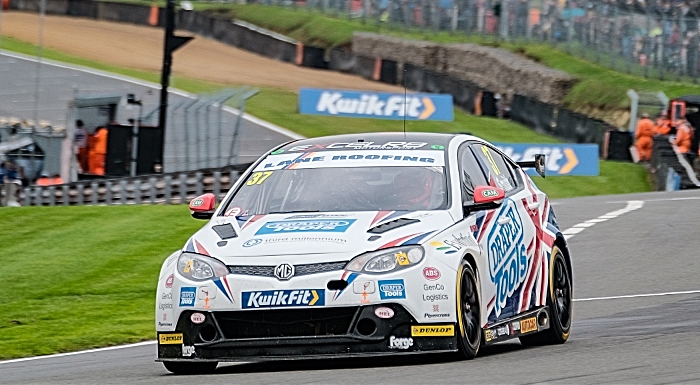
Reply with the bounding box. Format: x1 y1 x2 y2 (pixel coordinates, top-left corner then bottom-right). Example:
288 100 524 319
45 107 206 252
391 168 435 208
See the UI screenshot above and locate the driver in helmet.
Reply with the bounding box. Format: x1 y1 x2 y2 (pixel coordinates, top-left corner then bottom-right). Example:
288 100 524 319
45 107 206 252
390 168 438 209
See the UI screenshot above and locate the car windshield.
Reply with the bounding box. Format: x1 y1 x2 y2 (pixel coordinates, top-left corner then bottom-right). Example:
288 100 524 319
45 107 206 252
224 166 448 215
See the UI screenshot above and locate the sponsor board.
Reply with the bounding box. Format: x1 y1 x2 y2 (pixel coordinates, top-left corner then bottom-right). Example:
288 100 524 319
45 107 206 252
520 317 538 333
388 336 414 350
242 289 324 309
495 143 599 176
299 88 454 121
487 201 527 318
378 279 406 300
158 333 183 345
411 325 455 337
244 236 347 247
255 219 356 235
179 287 196 307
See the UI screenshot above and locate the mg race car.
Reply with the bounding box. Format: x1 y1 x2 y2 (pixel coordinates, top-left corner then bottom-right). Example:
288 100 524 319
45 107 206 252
155 133 573 374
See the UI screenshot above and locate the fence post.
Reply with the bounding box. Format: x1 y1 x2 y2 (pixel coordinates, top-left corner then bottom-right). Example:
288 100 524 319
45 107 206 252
179 173 187 204
23 187 31 206
106 181 113 205
135 179 142 205
91 182 98 205
149 177 157 204
120 180 127 205
213 171 221 200
48 186 55 206
164 175 172 204
35 186 43 206
195 172 203 197
62 185 69 206
77 183 84 205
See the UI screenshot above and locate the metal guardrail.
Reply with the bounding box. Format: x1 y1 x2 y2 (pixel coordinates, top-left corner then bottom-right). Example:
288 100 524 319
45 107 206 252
15 165 250 206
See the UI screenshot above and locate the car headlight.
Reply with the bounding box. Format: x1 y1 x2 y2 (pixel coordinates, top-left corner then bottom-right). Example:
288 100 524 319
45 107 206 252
345 246 424 274
177 252 229 281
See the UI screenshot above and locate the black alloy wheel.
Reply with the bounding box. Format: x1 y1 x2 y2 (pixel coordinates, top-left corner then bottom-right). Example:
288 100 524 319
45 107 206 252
456 260 481 359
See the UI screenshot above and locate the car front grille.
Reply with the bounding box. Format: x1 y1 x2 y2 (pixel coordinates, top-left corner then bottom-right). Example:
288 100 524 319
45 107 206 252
227 261 347 277
213 307 359 339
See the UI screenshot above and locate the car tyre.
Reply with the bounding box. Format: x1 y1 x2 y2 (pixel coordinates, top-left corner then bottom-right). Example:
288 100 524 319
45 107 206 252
163 361 218 375
456 260 481 359
519 246 572 346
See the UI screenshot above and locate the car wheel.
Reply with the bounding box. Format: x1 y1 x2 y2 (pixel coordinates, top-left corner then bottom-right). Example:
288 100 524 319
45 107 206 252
456 260 481 359
163 361 218 375
519 246 572 346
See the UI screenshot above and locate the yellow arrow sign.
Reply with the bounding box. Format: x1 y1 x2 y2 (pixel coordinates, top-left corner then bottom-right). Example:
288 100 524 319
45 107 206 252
309 290 319 306
559 148 579 174
418 97 436 120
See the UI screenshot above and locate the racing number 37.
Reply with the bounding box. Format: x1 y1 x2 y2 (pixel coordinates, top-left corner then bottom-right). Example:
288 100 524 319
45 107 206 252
247 171 273 186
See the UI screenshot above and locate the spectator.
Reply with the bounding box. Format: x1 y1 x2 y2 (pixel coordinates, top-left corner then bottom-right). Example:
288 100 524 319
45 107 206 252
36 172 52 186
88 126 108 175
74 119 88 173
655 111 672 135
636 112 656 161
1 160 21 207
674 116 694 161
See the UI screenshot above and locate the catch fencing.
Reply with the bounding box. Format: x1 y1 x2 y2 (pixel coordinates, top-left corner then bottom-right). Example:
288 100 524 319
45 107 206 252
253 0 700 82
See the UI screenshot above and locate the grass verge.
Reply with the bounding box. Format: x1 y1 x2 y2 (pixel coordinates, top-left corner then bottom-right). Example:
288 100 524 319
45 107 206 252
0 205 201 359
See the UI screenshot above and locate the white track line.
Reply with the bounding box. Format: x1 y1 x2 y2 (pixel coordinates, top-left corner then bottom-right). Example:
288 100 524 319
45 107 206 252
607 196 700 204
0 51 304 140
574 289 700 302
0 341 156 365
562 200 644 240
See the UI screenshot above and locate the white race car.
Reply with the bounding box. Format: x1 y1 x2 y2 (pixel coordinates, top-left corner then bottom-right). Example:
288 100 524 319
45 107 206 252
156 133 573 374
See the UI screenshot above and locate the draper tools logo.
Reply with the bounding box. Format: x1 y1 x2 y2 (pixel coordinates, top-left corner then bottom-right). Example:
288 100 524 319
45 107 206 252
255 219 356 235
179 287 196 307
299 88 454 121
242 289 325 309
378 279 406 300
487 201 528 317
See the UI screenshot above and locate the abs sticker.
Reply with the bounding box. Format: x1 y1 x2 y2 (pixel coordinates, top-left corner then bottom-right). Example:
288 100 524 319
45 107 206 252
487 201 528 317
255 219 356 235
378 279 406 300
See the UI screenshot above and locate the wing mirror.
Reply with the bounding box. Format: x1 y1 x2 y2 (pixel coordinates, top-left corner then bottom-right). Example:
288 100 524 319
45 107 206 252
517 154 546 178
464 186 505 213
189 193 216 220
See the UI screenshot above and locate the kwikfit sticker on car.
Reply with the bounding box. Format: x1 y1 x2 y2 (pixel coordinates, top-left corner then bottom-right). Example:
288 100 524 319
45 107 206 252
299 88 454 121
487 201 528 317
255 219 356 235
242 289 325 309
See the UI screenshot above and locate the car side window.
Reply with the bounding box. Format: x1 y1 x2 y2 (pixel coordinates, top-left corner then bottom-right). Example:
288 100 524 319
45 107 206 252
458 145 488 203
472 144 518 193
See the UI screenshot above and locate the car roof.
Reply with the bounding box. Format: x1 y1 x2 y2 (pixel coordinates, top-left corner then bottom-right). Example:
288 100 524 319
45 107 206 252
277 132 483 152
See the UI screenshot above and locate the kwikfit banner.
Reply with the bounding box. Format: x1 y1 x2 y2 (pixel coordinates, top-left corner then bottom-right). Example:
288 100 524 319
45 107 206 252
299 88 454 121
494 143 600 176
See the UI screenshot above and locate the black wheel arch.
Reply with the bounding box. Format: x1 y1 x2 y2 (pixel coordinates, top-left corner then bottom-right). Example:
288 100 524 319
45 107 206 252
554 235 573 291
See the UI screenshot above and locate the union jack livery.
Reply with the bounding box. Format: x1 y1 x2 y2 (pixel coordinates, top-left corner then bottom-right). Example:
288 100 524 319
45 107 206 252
155 133 573 374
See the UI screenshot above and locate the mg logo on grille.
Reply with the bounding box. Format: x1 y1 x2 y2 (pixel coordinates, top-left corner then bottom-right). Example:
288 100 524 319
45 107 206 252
274 264 295 280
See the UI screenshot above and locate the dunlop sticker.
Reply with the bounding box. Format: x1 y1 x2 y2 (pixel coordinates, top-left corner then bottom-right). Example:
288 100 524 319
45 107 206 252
159 333 183 345
411 325 455 337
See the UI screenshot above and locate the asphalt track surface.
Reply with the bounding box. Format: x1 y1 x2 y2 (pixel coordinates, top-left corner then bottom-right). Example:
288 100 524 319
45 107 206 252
2 189 700 384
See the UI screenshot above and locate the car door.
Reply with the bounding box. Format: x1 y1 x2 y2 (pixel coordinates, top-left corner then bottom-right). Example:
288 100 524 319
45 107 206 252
469 143 536 324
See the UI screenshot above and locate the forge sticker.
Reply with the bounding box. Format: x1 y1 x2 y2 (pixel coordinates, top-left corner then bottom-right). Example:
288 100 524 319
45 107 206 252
487 201 528 317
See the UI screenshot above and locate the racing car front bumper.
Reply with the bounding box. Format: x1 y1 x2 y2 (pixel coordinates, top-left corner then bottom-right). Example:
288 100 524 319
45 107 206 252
157 303 458 361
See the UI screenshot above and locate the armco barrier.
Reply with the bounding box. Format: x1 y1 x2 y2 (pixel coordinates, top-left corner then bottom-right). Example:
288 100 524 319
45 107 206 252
97 2 152 26
15 164 249 207
510 95 555 135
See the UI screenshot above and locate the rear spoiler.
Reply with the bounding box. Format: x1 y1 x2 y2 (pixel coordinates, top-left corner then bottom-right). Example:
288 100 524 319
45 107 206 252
517 154 546 178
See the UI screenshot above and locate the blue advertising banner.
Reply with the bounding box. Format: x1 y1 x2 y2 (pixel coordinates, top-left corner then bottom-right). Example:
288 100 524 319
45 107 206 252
494 143 600 176
299 88 454 121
